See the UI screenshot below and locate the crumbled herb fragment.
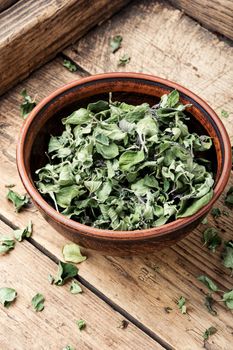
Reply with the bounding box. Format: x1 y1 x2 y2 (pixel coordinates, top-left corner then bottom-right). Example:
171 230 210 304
31 293 45 312
225 187 233 206
53 261 78 286
202 227 221 252
222 290 233 309
201 217 208 225
222 240 233 272
70 280 82 294
203 326 217 341
7 189 29 212
164 306 173 313
63 59 77 72
177 296 186 314
0 236 15 254
35 91 214 230
63 347 75 350
197 275 219 292
211 207 221 219
20 89 36 119
13 220 33 241
205 294 217 316
0 287 17 307
5 184 15 188
110 35 122 53
118 54 131 66
221 110 229 118
62 243 86 264
118 319 129 329
77 319 86 330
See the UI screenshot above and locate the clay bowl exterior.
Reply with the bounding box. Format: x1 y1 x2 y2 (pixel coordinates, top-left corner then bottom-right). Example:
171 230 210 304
17 73 232 255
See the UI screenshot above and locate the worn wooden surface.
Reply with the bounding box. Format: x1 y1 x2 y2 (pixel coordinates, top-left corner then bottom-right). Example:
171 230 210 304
0 220 160 350
168 0 233 40
0 0 130 96
0 0 19 13
0 0 233 349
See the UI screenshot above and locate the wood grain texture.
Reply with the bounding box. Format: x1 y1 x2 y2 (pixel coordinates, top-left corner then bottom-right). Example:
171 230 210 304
0 219 160 350
0 58 233 349
0 0 19 13
168 0 233 40
0 0 130 95
64 0 233 142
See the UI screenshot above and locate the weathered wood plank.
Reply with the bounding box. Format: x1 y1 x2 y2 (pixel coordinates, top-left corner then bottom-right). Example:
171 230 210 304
0 219 161 350
64 0 233 142
168 0 233 40
0 0 19 13
0 0 130 95
0 58 233 349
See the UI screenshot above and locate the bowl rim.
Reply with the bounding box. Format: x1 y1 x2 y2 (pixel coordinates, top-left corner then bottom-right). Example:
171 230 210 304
17 72 232 240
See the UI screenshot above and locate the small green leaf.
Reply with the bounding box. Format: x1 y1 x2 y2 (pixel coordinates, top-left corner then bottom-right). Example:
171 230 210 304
176 190 213 218
204 294 217 316
63 59 77 72
31 293 45 312
13 220 33 241
222 290 233 309
202 227 222 252
7 190 29 212
211 207 221 219
221 109 229 118
225 186 233 206
177 296 186 314
62 243 87 264
0 236 15 254
201 217 208 225
203 326 217 341
53 261 78 286
161 90 180 108
63 346 75 350
20 89 37 119
197 275 219 292
62 108 90 125
110 35 122 53
118 54 130 66
119 150 144 171
222 241 233 271
77 319 86 330
70 280 82 294
0 287 17 307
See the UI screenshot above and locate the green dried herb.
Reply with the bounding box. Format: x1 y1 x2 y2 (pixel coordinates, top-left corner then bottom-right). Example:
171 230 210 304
20 89 36 119
202 227 221 252
53 261 78 286
177 296 186 314
0 236 15 254
63 347 75 350
118 54 131 66
31 293 45 312
13 220 33 241
63 59 77 72
0 287 17 307
48 274 54 285
197 275 219 292
62 243 86 264
7 189 29 212
201 217 208 225
77 319 86 330
225 187 233 206
70 280 82 294
203 326 217 341
35 91 214 230
211 207 221 219
222 290 233 309
222 240 233 272
221 110 229 118
110 35 122 53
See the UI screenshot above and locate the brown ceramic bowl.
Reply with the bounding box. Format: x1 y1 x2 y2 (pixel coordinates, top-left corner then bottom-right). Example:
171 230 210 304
17 73 232 255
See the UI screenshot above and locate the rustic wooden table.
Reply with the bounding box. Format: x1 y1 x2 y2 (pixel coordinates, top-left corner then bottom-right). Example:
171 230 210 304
0 1 233 349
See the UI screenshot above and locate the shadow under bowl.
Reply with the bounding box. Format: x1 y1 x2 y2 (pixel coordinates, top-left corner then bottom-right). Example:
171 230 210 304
16 73 232 255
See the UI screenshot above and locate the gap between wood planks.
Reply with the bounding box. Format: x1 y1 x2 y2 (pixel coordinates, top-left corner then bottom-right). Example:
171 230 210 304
0 212 172 350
